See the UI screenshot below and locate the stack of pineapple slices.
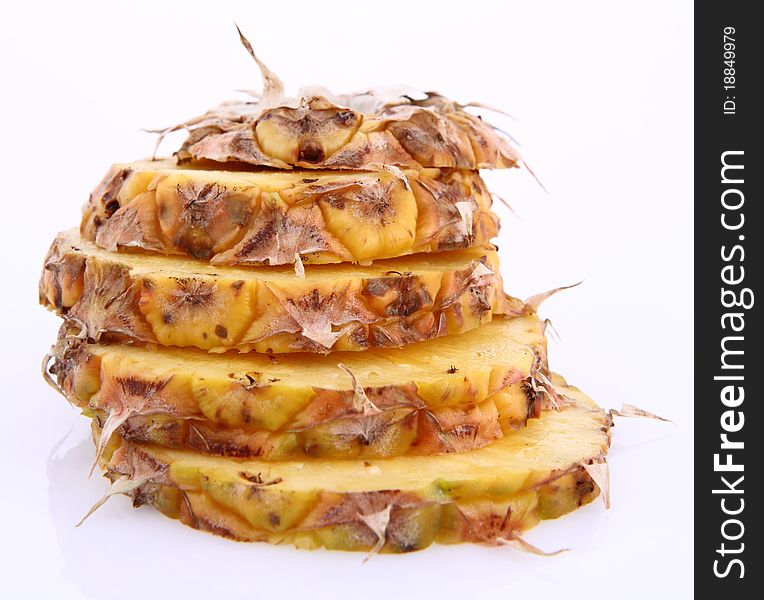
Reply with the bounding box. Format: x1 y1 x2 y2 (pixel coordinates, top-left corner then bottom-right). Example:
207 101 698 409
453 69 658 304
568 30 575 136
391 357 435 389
39 39 613 553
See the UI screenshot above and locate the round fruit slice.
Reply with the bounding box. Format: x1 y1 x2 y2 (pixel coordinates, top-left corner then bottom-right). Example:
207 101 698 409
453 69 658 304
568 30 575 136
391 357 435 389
90 393 523 461
50 315 548 460
40 230 515 353
164 92 521 171
82 160 499 266
93 378 610 552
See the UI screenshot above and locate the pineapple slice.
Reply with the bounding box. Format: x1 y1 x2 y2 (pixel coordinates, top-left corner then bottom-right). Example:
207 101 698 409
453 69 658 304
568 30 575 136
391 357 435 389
52 315 546 459
99 394 509 460
40 230 515 353
172 92 521 170
97 380 610 551
81 159 498 265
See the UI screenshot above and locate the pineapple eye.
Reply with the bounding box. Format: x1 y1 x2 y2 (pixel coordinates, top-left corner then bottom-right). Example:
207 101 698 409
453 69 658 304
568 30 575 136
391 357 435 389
103 199 120 217
334 110 357 126
298 140 324 163
254 99 361 164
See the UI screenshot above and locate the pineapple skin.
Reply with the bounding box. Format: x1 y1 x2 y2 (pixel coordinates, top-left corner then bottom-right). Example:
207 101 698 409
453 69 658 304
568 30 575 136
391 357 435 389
175 94 521 171
40 234 514 353
137 470 598 552
81 161 500 266
95 387 610 552
51 322 545 459
88 386 536 460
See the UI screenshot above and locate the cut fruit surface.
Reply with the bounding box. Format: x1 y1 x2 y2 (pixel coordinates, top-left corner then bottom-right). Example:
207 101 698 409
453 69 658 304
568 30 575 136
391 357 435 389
51 315 546 459
166 93 520 171
82 160 499 265
40 230 515 353
98 378 610 551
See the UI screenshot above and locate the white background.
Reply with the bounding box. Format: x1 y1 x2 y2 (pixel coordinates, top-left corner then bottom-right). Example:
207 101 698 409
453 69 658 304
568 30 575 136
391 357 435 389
0 1 692 598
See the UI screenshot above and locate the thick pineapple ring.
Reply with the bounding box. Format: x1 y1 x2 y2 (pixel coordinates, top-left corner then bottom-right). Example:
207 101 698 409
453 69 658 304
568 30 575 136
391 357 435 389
41 231 515 353
52 316 546 459
91 391 531 460
82 160 499 266
172 92 521 171
95 379 609 551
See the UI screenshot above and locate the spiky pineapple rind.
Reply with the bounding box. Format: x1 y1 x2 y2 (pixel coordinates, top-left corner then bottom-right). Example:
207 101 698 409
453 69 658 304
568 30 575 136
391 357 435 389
169 93 521 171
95 384 610 551
49 314 547 458
40 231 518 353
88 386 532 460
81 161 500 265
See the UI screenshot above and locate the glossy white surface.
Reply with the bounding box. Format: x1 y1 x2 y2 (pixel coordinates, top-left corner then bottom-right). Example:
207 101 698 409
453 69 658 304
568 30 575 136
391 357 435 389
0 1 692 598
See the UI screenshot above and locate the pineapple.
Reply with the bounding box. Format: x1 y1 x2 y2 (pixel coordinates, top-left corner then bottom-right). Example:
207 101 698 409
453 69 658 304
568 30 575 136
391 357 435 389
168 93 521 172
92 379 610 551
50 315 547 459
92 395 509 460
40 230 517 353
81 160 499 265
37 29 622 555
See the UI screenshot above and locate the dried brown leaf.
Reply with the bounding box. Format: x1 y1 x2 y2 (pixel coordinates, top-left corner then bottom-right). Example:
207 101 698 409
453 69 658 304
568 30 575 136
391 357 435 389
610 404 672 423
491 192 521 219
582 461 611 509
541 318 561 341
521 160 549 194
462 101 518 119
454 201 473 238
263 285 376 350
529 357 575 411
469 261 494 280
90 410 131 477
293 253 305 279
41 351 70 403
359 504 393 562
497 535 568 556
363 163 411 191
89 376 172 475
76 475 149 527
214 200 352 267
524 281 583 313
337 364 381 415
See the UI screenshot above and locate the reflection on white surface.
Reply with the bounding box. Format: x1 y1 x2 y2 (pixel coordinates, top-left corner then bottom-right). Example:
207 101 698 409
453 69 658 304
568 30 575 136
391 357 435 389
45 427 609 600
